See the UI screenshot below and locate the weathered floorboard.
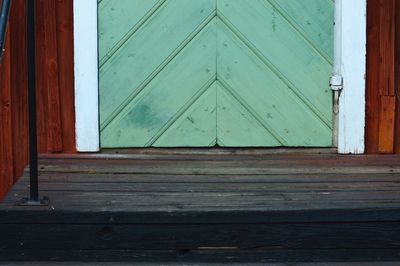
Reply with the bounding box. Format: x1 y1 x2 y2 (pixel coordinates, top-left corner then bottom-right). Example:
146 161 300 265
1 153 400 262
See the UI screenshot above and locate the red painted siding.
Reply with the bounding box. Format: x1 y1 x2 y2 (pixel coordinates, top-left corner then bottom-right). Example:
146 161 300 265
0 19 14 201
0 0 75 199
365 0 400 154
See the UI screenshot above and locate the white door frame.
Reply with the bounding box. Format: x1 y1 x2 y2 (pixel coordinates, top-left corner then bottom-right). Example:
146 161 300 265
73 0 367 154
336 0 366 154
73 0 99 152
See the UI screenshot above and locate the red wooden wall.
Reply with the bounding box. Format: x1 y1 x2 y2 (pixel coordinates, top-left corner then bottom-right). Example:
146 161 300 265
0 3 13 201
366 0 400 154
0 0 75 199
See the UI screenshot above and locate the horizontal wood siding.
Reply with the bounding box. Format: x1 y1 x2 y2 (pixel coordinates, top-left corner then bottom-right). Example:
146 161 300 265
366 0 400 154
0 0 75 199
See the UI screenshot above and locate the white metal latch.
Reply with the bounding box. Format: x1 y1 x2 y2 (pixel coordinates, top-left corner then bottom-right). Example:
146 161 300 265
330 75 343 91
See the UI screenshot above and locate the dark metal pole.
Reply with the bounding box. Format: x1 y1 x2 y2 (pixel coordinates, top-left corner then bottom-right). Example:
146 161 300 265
17 0 48 206
27 0 39 202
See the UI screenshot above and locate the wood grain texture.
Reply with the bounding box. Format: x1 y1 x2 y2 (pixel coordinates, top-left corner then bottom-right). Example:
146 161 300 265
378 95 396 153
0 249 399 263
9 0 29 180
0 0 399 199
0 0 76 199
2 154 400 262
99 0 333 148
376 0 396 154
55 0 76 154
395 0 400 154
366 0 400 154
0 26 14 199
35 0 76 154
41 0 63 152
365 0 381 154
378 0 396 97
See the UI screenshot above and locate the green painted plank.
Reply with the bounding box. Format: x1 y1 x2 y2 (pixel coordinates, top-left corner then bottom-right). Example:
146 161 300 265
216 82 281 147
99 0 333 148
99 0 216 127
98 0 160 62
154 82 217 147
216 19 332 146
268 0 334 62
101 20 217 147
218 0 333 126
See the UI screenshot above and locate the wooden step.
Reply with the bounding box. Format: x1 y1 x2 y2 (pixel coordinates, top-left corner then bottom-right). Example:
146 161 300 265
1 154 400 262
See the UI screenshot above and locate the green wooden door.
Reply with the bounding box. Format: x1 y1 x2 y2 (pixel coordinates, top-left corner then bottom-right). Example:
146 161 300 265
99 0 333 148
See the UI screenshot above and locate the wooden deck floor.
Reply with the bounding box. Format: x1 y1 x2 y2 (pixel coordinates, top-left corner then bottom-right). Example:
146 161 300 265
1 151 400 262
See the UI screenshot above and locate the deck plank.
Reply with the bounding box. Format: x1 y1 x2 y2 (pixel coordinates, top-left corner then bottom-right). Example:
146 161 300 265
13 180 400 193
3 154 400 213
2 153 400 262
17 172 400 183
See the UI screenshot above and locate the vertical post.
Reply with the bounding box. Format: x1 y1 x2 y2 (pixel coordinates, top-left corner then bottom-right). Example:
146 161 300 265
26 0 38 202
337 0 367 154
18 0 48 206
73 0 100 152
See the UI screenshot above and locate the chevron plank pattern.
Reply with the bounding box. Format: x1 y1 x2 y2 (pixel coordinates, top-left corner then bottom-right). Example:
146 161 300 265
99 0 333 147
